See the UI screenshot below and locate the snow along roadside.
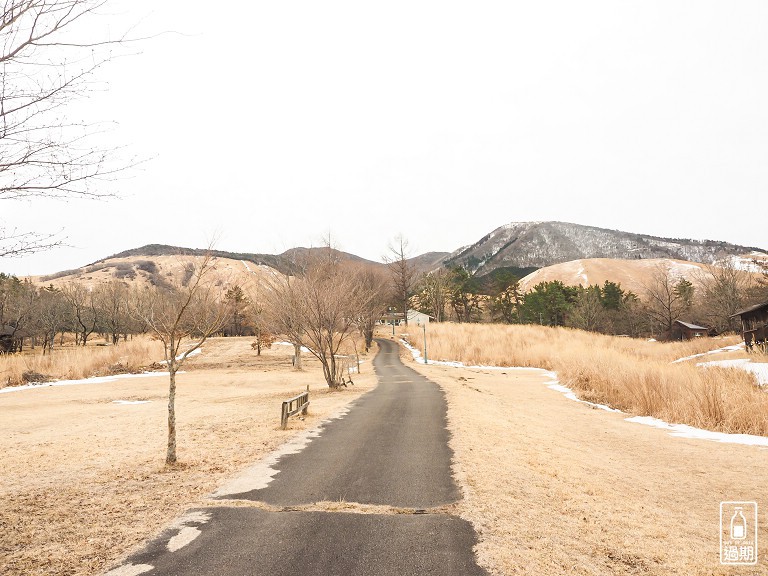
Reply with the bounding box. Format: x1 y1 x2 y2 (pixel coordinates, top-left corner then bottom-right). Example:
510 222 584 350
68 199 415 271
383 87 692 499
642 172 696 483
0 347 202 394
0 371 177 394
399 339 768 448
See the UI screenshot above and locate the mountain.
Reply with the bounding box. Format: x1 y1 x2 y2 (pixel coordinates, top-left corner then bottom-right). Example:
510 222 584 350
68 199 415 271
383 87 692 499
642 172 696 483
404 251 452 274
35 253 274 292
34 244 451 286
444 221 764 277
96 244 347 276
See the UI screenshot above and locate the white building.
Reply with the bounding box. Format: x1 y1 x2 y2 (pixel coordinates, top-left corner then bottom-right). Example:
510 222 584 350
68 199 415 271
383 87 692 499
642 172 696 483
406 309 433 326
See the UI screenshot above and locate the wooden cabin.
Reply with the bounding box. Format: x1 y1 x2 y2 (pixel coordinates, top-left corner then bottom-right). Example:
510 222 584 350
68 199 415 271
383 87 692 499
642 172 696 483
731 302 768 352
670 320 709 341
0 325 20 354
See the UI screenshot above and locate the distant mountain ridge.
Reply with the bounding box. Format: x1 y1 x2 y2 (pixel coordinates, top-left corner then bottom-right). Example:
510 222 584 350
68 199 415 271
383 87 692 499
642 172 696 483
38 222 765 282
95 244 450 276
445 221 764 276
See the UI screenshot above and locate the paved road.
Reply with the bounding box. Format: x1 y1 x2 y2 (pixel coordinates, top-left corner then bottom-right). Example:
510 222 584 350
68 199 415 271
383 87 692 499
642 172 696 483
222 338 459 507
110 338 488 576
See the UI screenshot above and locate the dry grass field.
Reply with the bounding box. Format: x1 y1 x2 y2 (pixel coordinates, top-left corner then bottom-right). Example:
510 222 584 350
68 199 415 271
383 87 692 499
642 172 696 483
402 323 768 436
406 358 768 575
5 323 767 576
0 337 376 576
0 335 165 388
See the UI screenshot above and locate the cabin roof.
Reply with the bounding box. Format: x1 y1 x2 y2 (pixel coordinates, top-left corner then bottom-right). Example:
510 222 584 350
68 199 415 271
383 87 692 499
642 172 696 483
674 320 708 330
730 301 768 318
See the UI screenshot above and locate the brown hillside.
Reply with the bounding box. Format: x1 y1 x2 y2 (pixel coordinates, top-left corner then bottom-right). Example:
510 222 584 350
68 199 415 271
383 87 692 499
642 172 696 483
30 254 275 293
518 258 712 295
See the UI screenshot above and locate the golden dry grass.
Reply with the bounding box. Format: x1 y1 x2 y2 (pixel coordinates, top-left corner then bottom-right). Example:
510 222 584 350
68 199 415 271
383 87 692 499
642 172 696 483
400 323 768 436
408 361 768 575
0 335 165 388
0 337 376 576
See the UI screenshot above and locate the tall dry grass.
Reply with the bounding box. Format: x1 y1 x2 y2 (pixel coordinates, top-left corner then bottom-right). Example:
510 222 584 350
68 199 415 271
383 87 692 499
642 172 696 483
400 323 768 436
0 336 165 388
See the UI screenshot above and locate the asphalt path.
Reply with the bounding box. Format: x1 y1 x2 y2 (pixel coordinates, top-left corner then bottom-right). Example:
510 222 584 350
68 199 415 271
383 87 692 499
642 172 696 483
111 338 488 576
126 508 486 576
222 337 459 507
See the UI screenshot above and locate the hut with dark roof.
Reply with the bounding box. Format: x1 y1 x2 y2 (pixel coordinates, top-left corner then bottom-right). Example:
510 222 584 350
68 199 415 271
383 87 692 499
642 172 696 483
730 302 768 352
670 320 709 341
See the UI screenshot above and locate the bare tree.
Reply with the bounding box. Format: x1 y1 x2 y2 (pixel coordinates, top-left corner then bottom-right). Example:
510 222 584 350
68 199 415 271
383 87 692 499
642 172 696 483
131 254 229 465
642 265 694 337
265 252 371 388
417 269 450 323
351 265 388 351
694 260 753 333
93 280 131 344
0 273 36 351
61 282 98 345
262 270 306 370
0 0 138 256
33 285 69 353
384 234 416 325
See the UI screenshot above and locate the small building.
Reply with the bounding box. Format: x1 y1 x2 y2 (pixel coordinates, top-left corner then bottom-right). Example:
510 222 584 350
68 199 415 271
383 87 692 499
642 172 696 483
407 309 434 326
731 302 768 351
379 310 405 326
0 325 20 354
670 320 709 341
378 309 435 326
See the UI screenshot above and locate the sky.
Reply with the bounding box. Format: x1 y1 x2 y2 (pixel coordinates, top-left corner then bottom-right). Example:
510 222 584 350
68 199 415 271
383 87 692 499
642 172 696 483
3 0 768 276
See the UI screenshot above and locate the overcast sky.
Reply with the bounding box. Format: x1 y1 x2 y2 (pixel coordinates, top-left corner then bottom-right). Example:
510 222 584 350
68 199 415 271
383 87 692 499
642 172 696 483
3 0 767 276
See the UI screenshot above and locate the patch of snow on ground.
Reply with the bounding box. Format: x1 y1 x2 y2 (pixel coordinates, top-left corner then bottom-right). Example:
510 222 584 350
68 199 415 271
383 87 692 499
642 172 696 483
241 259 253 272
0 371 174 394
698 359 768 386
576 264 588 284
159 347 203 364
671 343 744 364
625 416 768 447
275 341 312 353
165 511 212 552
730 254 768 273
399 339 767 446
212 404 355 497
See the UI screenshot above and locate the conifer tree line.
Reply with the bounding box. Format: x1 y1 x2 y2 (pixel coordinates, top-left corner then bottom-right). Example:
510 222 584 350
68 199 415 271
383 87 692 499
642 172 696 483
408 261 768 339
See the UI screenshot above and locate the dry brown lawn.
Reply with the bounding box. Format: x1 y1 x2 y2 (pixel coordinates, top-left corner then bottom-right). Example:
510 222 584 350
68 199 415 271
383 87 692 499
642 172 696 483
0 337 376 576
402 323 768 436
6 327 768 576
407 351 768 575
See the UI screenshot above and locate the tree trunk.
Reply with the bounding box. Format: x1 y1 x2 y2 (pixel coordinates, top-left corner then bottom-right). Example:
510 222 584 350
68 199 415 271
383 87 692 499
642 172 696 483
364 323 374 351
166 366 177 465
293 343 302 370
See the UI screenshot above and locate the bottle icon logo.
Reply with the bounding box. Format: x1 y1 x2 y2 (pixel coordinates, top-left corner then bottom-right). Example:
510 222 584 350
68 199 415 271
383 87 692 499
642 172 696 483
720 502 758 565
730 507 747 540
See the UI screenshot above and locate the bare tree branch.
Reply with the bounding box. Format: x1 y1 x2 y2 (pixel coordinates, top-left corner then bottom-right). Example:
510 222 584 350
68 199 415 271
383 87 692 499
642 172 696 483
0 0 142 256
